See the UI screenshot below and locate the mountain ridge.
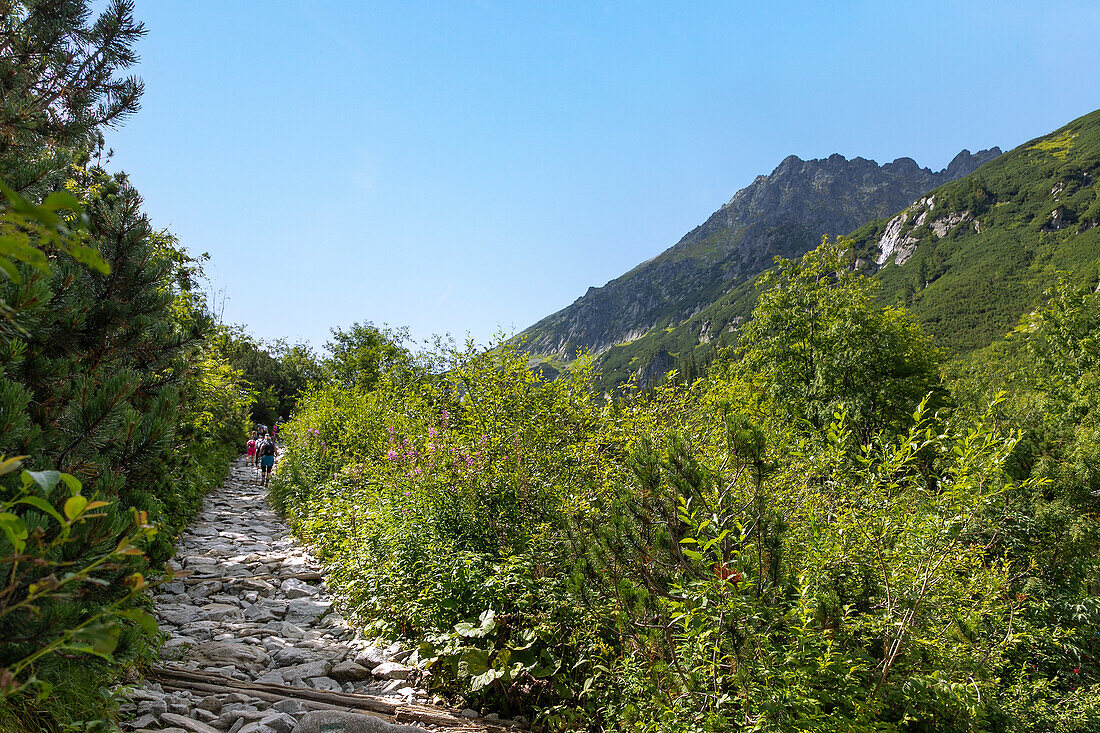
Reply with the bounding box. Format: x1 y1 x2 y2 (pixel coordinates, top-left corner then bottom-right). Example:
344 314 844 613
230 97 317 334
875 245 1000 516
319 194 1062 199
519 147 1001 362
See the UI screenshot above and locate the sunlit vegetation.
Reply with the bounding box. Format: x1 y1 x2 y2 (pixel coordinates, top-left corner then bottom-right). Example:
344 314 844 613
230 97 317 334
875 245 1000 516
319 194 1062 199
272 237 1100 731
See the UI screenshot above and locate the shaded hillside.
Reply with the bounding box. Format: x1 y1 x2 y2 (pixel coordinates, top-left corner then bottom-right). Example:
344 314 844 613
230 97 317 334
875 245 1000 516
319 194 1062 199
519 148 1000 369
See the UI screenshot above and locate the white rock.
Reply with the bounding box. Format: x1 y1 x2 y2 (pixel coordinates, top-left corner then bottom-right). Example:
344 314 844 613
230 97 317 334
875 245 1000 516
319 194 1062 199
371 661 412 681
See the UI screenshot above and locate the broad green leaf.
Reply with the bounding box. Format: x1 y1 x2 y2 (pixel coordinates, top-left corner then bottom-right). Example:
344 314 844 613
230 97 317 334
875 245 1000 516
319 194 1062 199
469 667 505 691
0 235 49 270
23 470 61 492
116 609 159 637
14 496 65 526
69 243 110 275
59 473 82 496
64 495 88 522
0 512 28 552
492 648 512 670
456 648 489 677
41 191 82 212
33 679 52 703
0 455 25 476
71 622 120 659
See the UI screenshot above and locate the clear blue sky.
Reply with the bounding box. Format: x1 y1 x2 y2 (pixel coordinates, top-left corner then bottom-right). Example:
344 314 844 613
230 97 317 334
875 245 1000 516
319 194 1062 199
106 1 1100 351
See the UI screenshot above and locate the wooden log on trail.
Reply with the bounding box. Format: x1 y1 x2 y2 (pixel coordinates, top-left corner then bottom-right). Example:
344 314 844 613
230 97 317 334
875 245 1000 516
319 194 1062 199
148 664 522 732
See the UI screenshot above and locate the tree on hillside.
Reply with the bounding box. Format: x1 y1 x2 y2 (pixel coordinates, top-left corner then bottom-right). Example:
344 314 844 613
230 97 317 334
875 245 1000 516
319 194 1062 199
739 236 945 444
323 321 412 391
0 0 145 191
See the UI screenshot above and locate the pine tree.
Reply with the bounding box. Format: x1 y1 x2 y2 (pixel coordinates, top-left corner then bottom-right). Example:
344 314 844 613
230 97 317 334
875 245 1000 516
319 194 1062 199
0 0 145 192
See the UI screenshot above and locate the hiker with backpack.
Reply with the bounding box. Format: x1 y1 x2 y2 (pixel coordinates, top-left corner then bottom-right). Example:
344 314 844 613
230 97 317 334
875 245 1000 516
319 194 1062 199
258 433 278 486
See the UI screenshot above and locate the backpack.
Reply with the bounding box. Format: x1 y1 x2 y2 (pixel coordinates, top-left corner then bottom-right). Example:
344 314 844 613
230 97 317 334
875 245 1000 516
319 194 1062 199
261 439 276 457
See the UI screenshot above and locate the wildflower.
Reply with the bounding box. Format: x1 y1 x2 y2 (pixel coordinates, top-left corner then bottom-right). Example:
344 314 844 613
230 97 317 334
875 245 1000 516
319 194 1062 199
428 427 437 438
387 450 398 460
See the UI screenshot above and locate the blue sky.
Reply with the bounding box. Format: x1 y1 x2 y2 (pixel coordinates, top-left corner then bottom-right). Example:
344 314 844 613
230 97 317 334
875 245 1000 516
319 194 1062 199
106 1 1100 351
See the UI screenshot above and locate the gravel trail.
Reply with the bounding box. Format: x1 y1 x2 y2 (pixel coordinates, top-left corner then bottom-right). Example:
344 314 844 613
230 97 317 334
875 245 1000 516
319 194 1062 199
120 457 515 733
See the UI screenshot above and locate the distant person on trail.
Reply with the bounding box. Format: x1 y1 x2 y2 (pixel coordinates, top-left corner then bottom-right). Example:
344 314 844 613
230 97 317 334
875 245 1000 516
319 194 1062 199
259 434 277 486
246 435 257 464
271 423 279 440
253 432 265 468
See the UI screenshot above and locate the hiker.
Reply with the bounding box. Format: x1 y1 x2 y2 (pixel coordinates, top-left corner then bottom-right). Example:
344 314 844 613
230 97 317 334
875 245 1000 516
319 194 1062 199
258 434 278 486
246 434 257 465
253 432 264 468
271 422 279 440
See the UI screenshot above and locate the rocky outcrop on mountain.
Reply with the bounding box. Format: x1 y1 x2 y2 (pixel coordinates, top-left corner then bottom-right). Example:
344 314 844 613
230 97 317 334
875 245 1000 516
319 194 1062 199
519 147 1001 360
875 193 980 267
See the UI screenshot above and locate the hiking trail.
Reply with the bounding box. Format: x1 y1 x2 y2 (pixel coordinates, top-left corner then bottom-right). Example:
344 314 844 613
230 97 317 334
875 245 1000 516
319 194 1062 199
120 457 520 733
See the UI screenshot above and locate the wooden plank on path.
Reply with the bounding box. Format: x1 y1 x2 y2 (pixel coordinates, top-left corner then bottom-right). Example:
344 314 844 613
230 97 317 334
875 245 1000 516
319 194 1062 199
148 664 521 732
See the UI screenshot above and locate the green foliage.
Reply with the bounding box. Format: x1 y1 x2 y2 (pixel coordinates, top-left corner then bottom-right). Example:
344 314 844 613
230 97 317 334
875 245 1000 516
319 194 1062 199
578 110 1100 393
740 236 945 444
860 109 1100 352
217 325 320 425
0 170 252 727
0 177 250 728
272 235 1099 731
0 0 145 193
323 321 415 391
0 182 107 303
0 461 157 707
0 5 252 727
272 337 605 714
951 278 1100 706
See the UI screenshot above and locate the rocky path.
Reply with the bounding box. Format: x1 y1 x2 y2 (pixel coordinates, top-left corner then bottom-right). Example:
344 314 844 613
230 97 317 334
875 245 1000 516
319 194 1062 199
121 457 518 733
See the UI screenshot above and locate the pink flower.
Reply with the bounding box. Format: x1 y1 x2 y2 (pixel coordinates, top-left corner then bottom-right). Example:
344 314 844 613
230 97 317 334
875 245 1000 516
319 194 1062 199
387 450 398 460
428 427 437 438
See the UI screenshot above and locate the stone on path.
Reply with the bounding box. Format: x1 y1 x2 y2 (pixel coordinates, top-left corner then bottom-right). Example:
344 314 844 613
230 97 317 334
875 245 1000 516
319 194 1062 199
159 712 223 733
295 710 429 733
187 641 270 673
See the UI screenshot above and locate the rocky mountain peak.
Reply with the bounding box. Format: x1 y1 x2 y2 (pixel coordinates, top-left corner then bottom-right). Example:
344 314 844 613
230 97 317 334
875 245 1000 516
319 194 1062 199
518 145 1002 362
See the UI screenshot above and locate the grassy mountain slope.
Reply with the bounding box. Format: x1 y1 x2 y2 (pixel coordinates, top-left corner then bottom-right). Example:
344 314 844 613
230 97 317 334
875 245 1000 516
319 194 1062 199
853 109 1100 351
